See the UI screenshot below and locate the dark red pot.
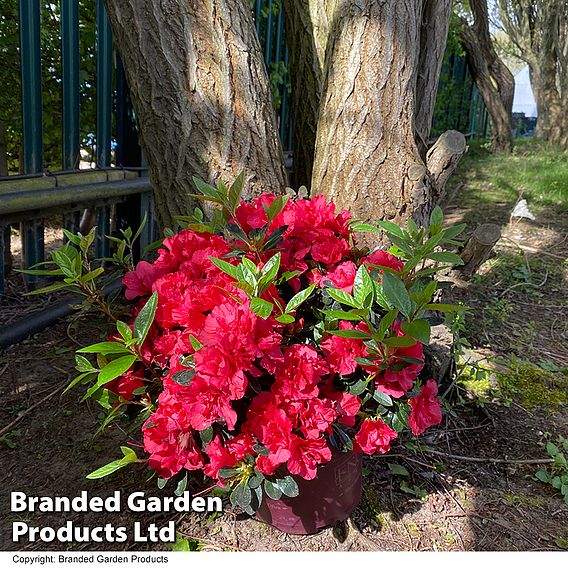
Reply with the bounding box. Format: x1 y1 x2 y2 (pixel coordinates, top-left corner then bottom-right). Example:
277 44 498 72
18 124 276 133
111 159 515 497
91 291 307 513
256 451 362 535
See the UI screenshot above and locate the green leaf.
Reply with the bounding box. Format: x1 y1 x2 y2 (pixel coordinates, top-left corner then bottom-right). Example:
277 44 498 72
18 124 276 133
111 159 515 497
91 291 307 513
116 321 133 341
97 355 137 387
276 270 302 284
285 284 316 313
189 334 203 351
373 281 391 310
75 354 95 372
260 252 281 281
80 267 105 284
350 222 381 233
250 297 274 319
175 473 188 496
547 442 559 457
427 252 464 265
230 482 252 510
267 194 289 221
77 341 131 355
171 370 195 386
349 379 368 395
400 319 431 344
321 309 363 321
383 335 417 348
227 171 245 214
381 272 413 317
86 458 130 480
275 313 295 324
442 223 466 240
429 206 444 228
327 288 360 309
192 176 222 201
249 472 264 489
264 479 283 500
64 371 96 394
24 282 72 295
388 463 410 477
276 476 299 498
376 309 399 339
264 225 288 250
373 390 393 406
209 256 239 279
377 220 406 238
328 329 371 339
241 257 259 274
218 467 240 479
86 447 138 479
134 291 158 346
353 265 373 306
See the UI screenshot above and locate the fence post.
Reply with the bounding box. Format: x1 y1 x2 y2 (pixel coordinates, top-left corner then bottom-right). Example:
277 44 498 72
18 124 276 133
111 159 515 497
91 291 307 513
96 0 113 168
19 0 45 288
61 0 80 170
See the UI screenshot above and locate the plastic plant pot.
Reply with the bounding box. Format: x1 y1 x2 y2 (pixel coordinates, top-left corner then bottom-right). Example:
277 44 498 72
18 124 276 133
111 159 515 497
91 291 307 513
256 451 362 535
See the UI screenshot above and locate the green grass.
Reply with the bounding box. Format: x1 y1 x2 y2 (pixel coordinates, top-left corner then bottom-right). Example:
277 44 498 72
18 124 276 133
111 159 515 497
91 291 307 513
454 139 568 211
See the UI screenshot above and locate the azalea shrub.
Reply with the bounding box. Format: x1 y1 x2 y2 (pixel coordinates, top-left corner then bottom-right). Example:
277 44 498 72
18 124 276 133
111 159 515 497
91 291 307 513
33 173 466 513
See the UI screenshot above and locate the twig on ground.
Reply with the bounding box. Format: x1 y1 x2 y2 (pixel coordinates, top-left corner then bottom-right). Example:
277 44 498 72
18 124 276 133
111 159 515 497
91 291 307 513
501 237 567 260
421 449 553 465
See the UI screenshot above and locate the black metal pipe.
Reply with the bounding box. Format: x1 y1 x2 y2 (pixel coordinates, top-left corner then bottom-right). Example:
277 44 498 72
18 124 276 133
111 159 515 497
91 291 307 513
0 279 124 350
0 178 152 217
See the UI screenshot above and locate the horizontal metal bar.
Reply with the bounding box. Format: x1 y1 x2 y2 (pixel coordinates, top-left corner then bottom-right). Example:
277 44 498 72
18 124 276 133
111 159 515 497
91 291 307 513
0 167 149 183
0 178 152 217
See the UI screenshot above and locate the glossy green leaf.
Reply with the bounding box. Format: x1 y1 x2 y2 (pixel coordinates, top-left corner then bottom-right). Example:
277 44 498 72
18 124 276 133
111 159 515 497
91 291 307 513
381 272 413 317
400 319 431 344
97 355 137 387
134 292 158 346
250 297 274 319
285 284 316 313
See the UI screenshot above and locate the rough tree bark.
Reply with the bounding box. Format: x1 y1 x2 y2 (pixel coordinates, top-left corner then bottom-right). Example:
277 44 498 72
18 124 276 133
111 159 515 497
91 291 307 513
103 0 287 228
282 0 337 189
498 0 568 149
459 0 514 153
311 0 459 229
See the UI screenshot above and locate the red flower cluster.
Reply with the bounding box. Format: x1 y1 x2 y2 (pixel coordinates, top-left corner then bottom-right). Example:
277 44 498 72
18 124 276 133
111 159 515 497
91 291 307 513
119 193 442 482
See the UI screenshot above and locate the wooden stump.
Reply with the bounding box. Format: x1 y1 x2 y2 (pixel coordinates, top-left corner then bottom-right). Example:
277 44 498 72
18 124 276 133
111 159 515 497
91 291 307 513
456 223 501 279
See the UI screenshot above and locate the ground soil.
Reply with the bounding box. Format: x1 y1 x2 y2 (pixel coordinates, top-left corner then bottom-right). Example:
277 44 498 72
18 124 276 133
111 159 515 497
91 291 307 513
1 168 567 552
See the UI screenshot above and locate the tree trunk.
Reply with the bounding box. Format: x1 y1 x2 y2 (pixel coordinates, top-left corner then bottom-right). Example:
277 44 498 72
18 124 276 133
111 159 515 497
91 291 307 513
415 0 453 157
312 0 454 229
103 0 287 228
282 0 337 189
459 0 514 153
497 0 568 149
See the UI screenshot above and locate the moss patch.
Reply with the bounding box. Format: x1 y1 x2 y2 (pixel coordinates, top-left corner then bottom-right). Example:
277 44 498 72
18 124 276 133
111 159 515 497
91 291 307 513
497 361 568 411
456 360 495 401
359 485 389 530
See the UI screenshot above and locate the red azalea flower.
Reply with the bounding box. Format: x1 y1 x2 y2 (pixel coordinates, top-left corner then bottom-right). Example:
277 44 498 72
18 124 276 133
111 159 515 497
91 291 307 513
353 418 398 455
123 261 169 300
321 321 367 376
363 249 404 273
287 436 332 480
143 406 204 479
408 379 442 436
106 368 145 401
